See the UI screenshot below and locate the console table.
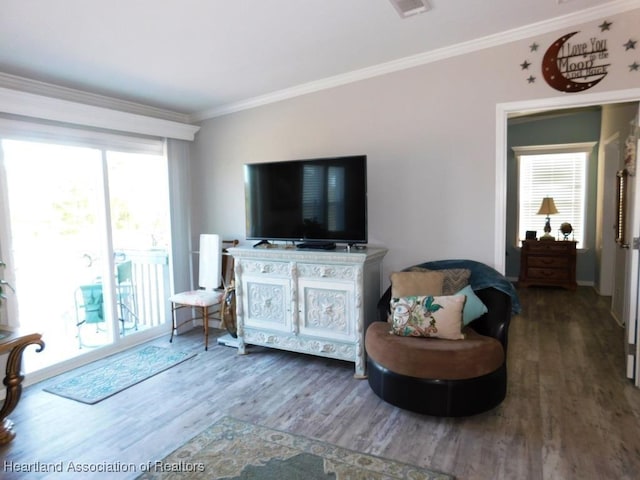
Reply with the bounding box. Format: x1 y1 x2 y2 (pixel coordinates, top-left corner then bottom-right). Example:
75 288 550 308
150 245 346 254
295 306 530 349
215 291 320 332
518 240 577 290
0 329 45 444
228 246 387 378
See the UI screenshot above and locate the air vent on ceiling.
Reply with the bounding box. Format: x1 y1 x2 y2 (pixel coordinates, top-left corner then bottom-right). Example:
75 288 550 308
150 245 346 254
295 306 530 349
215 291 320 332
389 0 431 18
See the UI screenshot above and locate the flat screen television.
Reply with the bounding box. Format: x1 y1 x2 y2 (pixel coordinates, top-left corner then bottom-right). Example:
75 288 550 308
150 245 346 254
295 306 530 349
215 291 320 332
244 155 367 249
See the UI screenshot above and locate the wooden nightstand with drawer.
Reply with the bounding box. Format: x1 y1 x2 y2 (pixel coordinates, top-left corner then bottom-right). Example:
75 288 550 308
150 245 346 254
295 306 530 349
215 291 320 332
518 240 577 290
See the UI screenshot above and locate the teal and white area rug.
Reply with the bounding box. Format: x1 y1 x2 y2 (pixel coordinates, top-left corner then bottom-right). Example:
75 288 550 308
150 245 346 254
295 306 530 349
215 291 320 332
137 416 454 480
44 345 196 404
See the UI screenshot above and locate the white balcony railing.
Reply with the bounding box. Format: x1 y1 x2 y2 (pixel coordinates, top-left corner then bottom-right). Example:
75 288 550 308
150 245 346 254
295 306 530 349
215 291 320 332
118 249 170 330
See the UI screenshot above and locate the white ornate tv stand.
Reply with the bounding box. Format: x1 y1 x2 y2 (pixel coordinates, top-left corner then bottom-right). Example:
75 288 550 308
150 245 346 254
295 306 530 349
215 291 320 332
228 246 387 378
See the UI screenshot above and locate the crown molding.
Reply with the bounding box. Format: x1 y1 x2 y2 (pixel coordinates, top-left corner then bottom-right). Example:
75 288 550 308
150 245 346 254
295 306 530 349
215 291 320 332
192 0 640 121
1 1 637 125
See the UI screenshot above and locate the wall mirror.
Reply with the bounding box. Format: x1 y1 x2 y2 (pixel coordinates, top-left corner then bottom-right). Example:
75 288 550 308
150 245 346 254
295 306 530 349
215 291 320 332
616 169 629 248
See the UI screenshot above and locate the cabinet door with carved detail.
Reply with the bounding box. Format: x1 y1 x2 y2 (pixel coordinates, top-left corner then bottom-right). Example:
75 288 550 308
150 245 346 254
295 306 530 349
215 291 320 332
241 274 292 333
297 278 355 342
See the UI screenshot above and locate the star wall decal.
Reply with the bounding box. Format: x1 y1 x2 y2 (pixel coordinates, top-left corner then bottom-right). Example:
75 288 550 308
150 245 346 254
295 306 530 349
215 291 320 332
630 62 640 72
527 75 536 84
520 60 531 70
599 20 612 31
624 39 637 50
530 42 539 52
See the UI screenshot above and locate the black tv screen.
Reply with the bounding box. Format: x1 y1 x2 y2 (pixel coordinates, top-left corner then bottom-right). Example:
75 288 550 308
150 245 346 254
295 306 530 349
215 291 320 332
244 155 367 245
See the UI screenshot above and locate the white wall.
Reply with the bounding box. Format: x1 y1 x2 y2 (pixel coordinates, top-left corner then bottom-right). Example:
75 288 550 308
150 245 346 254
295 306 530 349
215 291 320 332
598 103 638 319
600 103 640 322
191 9 640 290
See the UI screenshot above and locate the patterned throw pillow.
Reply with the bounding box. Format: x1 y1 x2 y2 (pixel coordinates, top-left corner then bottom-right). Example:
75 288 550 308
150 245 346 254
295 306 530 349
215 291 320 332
409 267 471 295
390 294 465 340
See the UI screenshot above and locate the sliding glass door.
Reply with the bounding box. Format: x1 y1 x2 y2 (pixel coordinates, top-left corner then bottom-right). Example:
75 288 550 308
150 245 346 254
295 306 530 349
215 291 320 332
0 137 172 373
106 151 172 341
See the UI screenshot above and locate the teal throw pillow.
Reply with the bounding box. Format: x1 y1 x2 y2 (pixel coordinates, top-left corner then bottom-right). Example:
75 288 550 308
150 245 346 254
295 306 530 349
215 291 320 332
456 285 488 326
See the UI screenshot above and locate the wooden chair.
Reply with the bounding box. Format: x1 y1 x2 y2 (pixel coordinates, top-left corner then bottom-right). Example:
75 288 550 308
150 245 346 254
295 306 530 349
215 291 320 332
169 235 239 350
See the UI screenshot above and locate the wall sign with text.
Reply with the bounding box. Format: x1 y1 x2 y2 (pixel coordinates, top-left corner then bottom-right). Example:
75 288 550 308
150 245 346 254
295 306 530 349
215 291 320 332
542 31 609 92
520 20 638 91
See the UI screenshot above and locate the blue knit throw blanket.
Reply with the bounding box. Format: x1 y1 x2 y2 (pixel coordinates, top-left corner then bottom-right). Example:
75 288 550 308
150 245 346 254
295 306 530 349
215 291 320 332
417 259 521 314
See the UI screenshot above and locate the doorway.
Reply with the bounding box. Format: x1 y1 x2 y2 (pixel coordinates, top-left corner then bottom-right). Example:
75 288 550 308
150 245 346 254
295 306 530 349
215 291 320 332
496 87 640 384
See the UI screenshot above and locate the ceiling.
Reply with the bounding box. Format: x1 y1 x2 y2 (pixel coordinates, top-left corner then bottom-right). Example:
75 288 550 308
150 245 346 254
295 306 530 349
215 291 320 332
0 0 636 120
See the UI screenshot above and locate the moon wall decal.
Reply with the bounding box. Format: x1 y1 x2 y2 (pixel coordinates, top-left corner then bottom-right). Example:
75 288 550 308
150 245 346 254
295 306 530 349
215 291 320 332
542 31 608 92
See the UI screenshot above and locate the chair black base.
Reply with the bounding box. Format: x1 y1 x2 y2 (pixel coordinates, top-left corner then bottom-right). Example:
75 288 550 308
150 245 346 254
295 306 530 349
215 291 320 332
367 357 507 417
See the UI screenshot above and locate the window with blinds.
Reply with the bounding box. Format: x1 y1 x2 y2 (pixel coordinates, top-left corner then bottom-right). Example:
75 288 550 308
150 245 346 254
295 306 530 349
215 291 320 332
303 165 325 225
327 166 345 231
517 150 588 247
302 165 346 232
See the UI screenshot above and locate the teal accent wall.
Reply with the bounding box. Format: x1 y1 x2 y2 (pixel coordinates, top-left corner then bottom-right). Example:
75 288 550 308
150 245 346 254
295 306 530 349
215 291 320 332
505 108 602 283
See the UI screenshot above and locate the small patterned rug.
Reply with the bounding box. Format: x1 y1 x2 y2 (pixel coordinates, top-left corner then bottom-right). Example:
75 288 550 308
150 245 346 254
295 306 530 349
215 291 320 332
137 416 454 480
44 345 195 404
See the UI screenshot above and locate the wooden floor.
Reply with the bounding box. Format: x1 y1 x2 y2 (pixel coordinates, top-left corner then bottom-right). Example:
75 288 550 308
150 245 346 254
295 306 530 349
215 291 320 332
1 286 639 479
